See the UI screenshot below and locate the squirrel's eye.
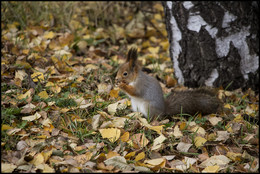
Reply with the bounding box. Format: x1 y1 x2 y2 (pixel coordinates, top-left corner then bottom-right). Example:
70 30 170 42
123 72 128 76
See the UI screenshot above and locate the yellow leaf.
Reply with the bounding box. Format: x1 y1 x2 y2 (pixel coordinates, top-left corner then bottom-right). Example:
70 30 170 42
120 132 130 142
31 72 44 82
37 135 47 139
142 40 150 48
224 104 231 109
1 163 17 173
22 49 30 55
30 152 45 166
144 158 165 167
43 124 54 133
44 31 55 39
107 151 119 159
160 40 169 51
43 149 53 162
233 114 244 123
179 122 186 130
154 14 162 20
50 85 61 93
17 90 32 100
226 152 242 162
148 46 160 54
42 164 55 173
109 89 119 98
125 151 136 159
1 124 13 131
149 126 163 135
99 128 121 143
135 152 145 162
38 91 49 99
202 165 220 173
45 82 54 87
194 136 207 148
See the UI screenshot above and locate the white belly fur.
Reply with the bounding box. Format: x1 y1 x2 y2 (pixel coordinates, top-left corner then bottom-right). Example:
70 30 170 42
130 96 149 117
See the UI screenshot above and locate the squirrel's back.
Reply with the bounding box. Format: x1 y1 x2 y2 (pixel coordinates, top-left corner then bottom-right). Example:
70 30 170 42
165 88 223 116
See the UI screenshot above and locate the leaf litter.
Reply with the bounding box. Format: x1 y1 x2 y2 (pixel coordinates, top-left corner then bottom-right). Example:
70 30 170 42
1 2 259 173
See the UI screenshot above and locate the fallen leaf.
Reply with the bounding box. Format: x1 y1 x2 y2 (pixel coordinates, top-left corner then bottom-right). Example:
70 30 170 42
104 156 133 171
17 89 32 100
2 124 13 131
110 88 119 98
99 128 121 143
31 72 44 82
194 136 207 148
200 155 231 168
144 158 166 168
173 125 183 138
208 116 223 126
215 131 230 142
226 152 242 162
38 91 49 99
191 126 206 136
176 142 193 152
202 165 220 173
22 112 41 121
107 151 120 159
120 132 130 142
125 151 136 159
151 134 166 150
135 152 145 162
30 152 45 166
107 102 118 115
1 163 17 173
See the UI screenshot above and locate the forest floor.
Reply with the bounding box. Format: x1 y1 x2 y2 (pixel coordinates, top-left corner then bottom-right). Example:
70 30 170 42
1 2 259 173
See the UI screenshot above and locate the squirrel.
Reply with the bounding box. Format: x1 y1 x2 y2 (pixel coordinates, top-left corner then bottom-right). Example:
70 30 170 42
115 47 223 120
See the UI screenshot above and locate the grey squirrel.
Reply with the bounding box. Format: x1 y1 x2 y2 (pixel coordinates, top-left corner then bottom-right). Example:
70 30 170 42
115 48 223 119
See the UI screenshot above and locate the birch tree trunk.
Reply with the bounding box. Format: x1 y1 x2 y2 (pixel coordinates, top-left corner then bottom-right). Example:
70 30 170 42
162 1 259 91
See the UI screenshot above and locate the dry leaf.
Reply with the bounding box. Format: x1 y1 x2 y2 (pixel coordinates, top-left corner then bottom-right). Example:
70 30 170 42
176 142 193 152
173 125 183 138
1 163 17 173
226 152 242 162
99 128 121 143
200 155 231 168
38 91 49 99
194 136 207 148
17 89 32 100
31 72 44 82
215 131 230 142
151 134 166 151
202 165 220 173
125 151 136 159
120 132 130 142
22 112 41 121
104 156 133 171
107 102 118 115
135 152 145 161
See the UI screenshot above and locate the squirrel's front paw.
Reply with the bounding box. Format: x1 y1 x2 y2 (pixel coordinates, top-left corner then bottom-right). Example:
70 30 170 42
119 82 127 89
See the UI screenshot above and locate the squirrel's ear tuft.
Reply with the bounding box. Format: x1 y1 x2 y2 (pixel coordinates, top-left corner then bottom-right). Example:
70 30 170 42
127 47 138 70
127 47 138 62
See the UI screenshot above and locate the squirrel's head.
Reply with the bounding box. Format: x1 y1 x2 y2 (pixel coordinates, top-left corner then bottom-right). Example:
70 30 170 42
115 47 140 85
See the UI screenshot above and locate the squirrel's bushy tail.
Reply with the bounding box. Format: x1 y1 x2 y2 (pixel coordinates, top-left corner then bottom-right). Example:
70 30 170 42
165 87 223 116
